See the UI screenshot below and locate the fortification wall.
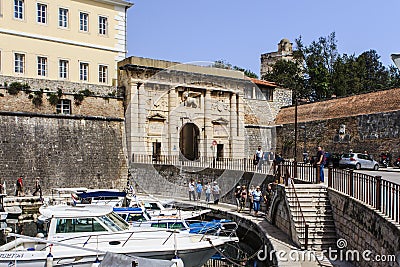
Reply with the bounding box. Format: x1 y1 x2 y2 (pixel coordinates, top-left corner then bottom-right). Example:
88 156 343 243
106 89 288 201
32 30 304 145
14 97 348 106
275 88 400 159
0 115 127 195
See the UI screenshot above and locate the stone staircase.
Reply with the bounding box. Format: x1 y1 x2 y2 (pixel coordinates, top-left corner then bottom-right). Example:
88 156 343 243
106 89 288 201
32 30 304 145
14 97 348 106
286 184 337 251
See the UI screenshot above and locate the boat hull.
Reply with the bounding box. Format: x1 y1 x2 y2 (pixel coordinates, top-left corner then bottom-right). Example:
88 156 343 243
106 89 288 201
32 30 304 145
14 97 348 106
0 244 222 267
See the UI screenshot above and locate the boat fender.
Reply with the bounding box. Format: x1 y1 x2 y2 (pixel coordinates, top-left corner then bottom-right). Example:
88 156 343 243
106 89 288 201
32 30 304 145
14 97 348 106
171 256 184 267
46 252 53 267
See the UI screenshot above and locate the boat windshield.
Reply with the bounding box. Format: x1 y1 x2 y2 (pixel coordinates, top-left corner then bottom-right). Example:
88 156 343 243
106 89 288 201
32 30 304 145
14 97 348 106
98 212 130 232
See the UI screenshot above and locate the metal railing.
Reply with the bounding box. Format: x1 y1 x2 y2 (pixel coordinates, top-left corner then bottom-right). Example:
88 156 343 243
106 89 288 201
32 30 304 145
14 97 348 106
286 175 309 249
132 154 274 174
279 161 400 224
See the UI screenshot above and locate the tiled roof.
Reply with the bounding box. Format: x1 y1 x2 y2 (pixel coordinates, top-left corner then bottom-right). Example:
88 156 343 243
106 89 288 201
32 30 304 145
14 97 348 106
275 88 400 124
249 78 277 87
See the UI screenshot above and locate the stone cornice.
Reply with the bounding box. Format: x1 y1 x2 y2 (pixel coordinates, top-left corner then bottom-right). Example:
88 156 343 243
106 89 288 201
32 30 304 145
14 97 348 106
92 0 133 7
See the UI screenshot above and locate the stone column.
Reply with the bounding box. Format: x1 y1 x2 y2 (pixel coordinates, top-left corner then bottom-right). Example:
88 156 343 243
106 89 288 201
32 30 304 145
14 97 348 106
137 83 147 154
236 93 245 158
168 88 178 156
203 89 212 159
229 92 237 158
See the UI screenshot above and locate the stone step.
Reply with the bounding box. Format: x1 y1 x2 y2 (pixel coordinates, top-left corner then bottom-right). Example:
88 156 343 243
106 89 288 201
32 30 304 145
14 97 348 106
288 205 332 212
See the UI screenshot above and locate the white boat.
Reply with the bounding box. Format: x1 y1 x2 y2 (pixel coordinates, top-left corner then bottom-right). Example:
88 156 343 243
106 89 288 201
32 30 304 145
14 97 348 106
0 204 237 267
129 195 211 220
73 189 126 207
114 206 238 236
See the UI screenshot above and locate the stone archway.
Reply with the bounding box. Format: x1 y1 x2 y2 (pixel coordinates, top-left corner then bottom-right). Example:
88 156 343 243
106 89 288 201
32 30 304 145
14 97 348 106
179 123 200 160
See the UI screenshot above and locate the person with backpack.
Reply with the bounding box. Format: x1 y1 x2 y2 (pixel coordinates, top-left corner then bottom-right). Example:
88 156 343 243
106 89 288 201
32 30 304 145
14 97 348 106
316 146 326 183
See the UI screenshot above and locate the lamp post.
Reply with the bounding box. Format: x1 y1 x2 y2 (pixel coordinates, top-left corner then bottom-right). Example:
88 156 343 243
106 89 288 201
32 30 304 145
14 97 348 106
300 125 307 163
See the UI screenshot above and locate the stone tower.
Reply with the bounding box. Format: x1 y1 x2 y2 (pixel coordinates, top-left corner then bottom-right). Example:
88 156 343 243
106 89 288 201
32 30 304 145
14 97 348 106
260 38 294 78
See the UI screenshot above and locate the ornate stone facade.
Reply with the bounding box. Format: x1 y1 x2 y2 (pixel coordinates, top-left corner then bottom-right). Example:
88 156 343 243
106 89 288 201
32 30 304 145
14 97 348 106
118 57 292 162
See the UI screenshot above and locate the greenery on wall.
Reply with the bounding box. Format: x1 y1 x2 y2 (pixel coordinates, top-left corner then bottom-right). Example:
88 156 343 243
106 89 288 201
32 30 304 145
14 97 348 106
7 82 30 95
74 89 94 105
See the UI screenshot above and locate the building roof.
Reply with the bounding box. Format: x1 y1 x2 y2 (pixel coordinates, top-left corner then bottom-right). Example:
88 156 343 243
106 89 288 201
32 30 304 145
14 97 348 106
275 88 400 124
249 78 277 87
93 0 133 7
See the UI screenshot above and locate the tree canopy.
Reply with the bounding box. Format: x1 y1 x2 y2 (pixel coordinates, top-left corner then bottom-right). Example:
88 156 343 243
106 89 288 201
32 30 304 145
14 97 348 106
262 32 400 101
212 60 258 79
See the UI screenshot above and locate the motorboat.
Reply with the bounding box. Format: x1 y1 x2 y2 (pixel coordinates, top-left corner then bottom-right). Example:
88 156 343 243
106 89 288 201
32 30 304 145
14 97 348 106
114 206 237 235
128 195 211 220
0 204 238 267
72 189 126 207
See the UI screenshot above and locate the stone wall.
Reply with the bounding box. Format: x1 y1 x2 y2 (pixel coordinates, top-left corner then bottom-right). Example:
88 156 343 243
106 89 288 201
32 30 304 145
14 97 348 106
130 163 275 203
268 185 296 246
245 125 276 159
276 111 400 161
328 189 400 267
0 114 127 195
0 75 117 96
0 88 124 118
275 88 400 160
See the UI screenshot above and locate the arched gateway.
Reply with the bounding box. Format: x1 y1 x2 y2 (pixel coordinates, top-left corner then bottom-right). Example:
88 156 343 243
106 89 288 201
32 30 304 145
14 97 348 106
179 123 200 160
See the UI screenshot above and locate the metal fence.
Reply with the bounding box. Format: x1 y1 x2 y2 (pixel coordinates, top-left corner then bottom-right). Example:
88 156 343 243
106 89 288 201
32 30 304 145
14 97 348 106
281 161 400 224
132 154 274 174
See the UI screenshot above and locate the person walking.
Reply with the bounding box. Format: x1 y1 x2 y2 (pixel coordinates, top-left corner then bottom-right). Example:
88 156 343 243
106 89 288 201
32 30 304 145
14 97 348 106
248 185 255 214
316 146 326 183
196 181 203 201
234 186 241 212
253 146 264 171
263 183 273 214
188 179 196 201
15 176 23 197
32 177 42 200
212 181 221 204
252 186 263 216
204 182 211 203
239 185 247 212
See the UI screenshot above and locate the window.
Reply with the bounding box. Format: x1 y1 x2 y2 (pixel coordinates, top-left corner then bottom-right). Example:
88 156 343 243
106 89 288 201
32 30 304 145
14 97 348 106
37 56 47 76
98 16 107 35
80 62 89 81
261 88 274 101
59 8 68 28
79 12 88 32
14 0 24 19
14 53 25 73
55 218 106 233
56 99 71 114
98 65 108 83
59 60 68 79
37 3 47 24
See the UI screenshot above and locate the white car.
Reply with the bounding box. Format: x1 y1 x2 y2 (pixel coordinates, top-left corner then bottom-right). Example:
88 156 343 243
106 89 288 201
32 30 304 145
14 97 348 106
339 153 379 170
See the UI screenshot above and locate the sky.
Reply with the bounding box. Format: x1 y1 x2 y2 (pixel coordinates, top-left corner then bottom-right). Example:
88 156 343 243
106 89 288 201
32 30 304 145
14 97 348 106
126 0 400 77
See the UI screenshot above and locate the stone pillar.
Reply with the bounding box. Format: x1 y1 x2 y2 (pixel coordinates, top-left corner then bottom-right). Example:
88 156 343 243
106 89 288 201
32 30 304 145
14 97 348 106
236 94 245 158
204 90 212 159
168 88 178 156
229 92 237 158
137 83 147 154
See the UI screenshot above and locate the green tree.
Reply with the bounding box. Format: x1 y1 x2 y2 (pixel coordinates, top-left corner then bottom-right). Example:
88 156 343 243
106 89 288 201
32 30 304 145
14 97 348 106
262 59 305 98
212 60 258 79
295 32 338 100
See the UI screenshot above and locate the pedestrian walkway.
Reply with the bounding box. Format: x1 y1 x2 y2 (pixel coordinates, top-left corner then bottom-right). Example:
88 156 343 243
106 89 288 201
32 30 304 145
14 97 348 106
171 196 353 267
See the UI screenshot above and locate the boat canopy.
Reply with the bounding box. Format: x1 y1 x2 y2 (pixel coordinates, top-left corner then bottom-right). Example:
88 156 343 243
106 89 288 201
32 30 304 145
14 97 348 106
39 204 113 219
77 191 127 199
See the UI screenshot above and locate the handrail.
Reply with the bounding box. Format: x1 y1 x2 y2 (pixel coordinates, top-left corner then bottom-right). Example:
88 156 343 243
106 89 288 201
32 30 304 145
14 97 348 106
287 175 309 250
132 154 274 175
